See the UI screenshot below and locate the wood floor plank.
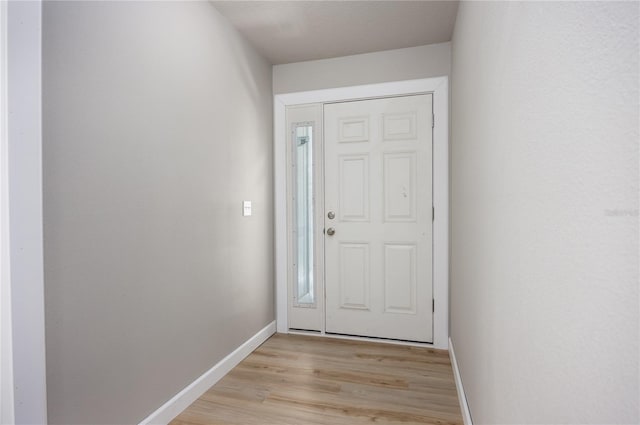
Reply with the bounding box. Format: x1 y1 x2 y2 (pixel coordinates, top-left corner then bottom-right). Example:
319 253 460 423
170 334 463 425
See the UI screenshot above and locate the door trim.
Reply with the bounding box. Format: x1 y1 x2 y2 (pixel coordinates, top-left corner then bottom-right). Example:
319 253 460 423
3 1 48 423
274 77 449 349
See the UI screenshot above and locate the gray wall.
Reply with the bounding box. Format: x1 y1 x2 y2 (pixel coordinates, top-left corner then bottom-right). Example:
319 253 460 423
273 43 451 94
450 2 638 424
42 2 274 424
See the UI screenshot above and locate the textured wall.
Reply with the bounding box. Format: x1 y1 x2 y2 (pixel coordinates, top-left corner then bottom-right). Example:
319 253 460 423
273 43 451 94
450 2 639 424
42 2 274 424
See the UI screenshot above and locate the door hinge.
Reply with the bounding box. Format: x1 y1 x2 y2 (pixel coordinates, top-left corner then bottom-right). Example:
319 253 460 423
432 113 435 129
432 299 435 312
432 206 434 222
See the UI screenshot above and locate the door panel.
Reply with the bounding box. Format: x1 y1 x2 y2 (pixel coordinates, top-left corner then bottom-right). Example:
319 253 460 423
383 243 417 314
338 243 370 310
339 155 369 221
383 152 417 222
324 94 433 342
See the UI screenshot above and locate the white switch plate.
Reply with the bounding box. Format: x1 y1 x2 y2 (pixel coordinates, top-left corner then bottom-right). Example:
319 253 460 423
243 201 252 216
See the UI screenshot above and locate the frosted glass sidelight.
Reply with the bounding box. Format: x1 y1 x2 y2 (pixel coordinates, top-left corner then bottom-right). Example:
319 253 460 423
293 124 315 306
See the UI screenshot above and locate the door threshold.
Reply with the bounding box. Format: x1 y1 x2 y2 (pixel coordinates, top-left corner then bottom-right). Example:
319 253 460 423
287 329 442 350
287 328 321 334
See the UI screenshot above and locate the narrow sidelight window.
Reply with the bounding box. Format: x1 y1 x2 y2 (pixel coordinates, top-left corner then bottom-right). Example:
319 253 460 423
293 123 315 306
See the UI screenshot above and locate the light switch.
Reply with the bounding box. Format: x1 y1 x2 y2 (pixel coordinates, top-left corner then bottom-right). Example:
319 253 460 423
243 201 252 216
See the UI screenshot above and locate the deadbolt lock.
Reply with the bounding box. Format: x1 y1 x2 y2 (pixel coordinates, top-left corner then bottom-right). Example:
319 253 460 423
327 211 335 219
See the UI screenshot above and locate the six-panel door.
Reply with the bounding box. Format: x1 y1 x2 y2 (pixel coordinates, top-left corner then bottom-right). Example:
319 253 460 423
324 95 433 342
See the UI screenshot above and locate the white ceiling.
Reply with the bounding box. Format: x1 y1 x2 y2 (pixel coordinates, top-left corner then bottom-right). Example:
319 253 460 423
211 1 459 65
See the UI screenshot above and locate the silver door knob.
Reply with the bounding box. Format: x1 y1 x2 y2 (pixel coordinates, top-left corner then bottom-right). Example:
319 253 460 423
327 211 335 219
326 227 336 236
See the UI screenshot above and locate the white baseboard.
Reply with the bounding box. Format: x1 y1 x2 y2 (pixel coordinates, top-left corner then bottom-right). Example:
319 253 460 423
139 321 277 425
449 337 473 425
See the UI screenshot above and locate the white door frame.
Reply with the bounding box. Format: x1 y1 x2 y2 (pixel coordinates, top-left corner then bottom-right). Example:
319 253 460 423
1 1 48 423
274 77 450 349
0 2 12 421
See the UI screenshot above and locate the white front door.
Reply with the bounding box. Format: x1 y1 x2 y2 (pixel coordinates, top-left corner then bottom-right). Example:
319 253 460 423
323 94 433 342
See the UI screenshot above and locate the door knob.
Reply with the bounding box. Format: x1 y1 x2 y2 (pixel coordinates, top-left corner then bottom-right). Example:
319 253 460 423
327 211 335 219
326 227 336 236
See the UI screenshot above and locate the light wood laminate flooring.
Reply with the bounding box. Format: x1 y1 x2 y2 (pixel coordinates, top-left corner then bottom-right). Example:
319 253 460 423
171 333 463 425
